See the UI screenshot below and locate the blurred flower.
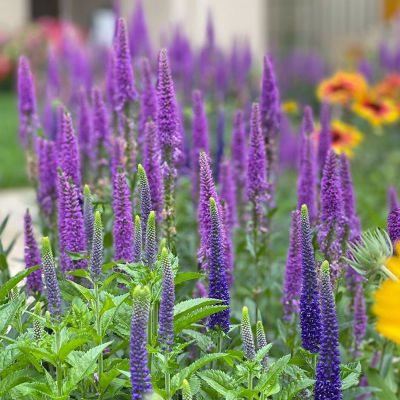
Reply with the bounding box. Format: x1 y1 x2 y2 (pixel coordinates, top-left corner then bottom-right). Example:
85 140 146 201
374 73 400 100
281 100 299 114
317 71 367 105
385 241 400 280
352 93 399 126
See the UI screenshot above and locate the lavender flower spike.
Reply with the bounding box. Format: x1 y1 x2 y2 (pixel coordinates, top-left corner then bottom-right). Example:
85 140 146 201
318 102 331 174
41 237 62 321
90 211 103 282
241 306 255 360
114 18 137 110
182 379 192 400
299 204 321 353
145 211 157 269
137 164 152 239
158 247 175 350
77 88 92 166
24 210 43 294
83 185 94 256
388 186 399 214
353 285 367 355
130 285 152 400
133 215 142 263
208 197 230 332
282 210 302 320
256 321 268 370
314 261 342 400
112 169 134 262
220 159 236 229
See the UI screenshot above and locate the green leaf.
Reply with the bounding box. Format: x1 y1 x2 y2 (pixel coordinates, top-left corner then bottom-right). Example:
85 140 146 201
65 251 89 261
342 386 381 399
67 280 94 302
366 368 397 400
59 335 91 361
174 272 204 285
170 353 227 395
182 329 214 352
67 269 90 279
100 296 116 317
274 378 315 400
254 343 272 363
0 295 25 335
174 298 223 319
255 354 291 393
341 362 361 390
198 369 238 395
101 293 130 336
63 341 112 393
0 265 41 301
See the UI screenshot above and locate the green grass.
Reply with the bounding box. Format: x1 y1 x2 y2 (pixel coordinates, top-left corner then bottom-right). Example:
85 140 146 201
0 92 29 188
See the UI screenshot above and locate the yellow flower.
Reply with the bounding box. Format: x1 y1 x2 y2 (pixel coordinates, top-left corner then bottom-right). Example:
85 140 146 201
372 279 400 344
352 93 399 126
281 100 298 114
317 71 368 105
384 241 400 280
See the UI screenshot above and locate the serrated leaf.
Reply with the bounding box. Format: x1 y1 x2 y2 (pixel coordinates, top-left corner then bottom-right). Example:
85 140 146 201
0 295 25 335
198 369 238 395
341 362 361 390
67 280 94 302
182 329 213 352
254 343 272 363
174 272 204 285
255 354 291 392
274 378 315 400
100 296 116 317
59 335 91 361
174 298 223 319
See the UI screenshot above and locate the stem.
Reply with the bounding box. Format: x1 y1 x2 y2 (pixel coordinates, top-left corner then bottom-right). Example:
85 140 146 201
381 265 400 282
165 353 171 399
55 327 62 396
94 282 103 393
248 370 253 392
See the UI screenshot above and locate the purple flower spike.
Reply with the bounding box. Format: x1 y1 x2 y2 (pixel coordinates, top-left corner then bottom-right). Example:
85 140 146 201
282 210 302 320
220 159 236 229
256 321 268 370
130 286 152 400
17 55 38 145
389 186 399 214
388 207 400 244
129 0 152 59
106 50 117 111
114 18 137 110
83 185 94 255
58 112 81 189
137 164 152 239
77 88 92 164
241 306 256 360
353 284 367 354
302 106 314 135
90 211 103 282
24 210 43 294
41 237 62 322
314 261 341 400
208 197 230 332
158 248 175 350
145 211 157 269
143 121 163 223
215 109 225 182
299 205 321 353
139 58 157 143
133 215 142 264
318 102 331 174
112 169 134 263
221 202 234 286
247 103 268 225
111 136 126 179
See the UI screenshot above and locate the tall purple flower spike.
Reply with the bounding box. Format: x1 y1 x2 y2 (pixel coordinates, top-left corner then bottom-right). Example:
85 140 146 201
139 58 157 144
388 186 399 214
282 210 302 320
221 201 234 286
114 17 137 110
241 306 256 360
106 49 117 112
24 210 43 294
314 261 342 400
388 207 400 244
318 102 331 174
158 248 175 350
145 211 157 269
191 90 210 203
58 112 81 189
130 285 152 400
112 168 134 262
247 102 268 225
299 204 321 353
353 284 367 356
133 215 142 264
77 88 92 166
129 0 152 59
208 197 230 332
220 159 236 229
17 55 39 145
143 121 163 223
90 211 103 282
137 164 152 239
215 108 225 182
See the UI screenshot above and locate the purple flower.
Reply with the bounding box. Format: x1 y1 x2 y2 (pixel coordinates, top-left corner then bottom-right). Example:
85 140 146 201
297 116 317 223
111 136 126 179
114 18 137 110
299 204 321 353
247 103 268 224
353 285 367 354
194 281 207 298
130 286 152 400
24 210 43 294
112 169 134 262
145 211 157 269
388 186 399 214
41 237 62 321
106 50 117 111
208 197 230 332
58 112 81 189
90 211 103 282
158 248 175 350
282 210 302 320
241 306 255 360
129 0 152 59
133 215 142 263
388 207 400 244
302 106 314 135
215 109 225 182
191 90 210 203
314 261 341 400
318 102 331 174
221 202 234 286
220 159 236 229
83 185 94 255
143 121 163 223
256 320 268 370
137 164 152 239
231 109 247 212
17 56 38 145
57 172 87 273
77 88 92 164
46 47 60 96
139 58 157 144
37 138 57 220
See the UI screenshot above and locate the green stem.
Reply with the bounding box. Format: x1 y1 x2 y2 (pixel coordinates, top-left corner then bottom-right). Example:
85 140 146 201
94 282 103 394
248 370 253 394
381 265 399 282
55 327 62 396
165 353 171 399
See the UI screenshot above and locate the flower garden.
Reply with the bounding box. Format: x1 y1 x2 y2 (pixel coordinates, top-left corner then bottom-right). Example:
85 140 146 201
1 2 400 400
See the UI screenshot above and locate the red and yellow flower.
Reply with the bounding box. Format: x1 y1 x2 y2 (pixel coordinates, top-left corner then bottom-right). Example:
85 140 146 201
352 92 399 126
317 71 368 105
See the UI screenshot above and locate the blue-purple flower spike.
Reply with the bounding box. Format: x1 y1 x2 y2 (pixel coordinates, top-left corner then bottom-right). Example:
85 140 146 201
256 320 269 370
137 164 152 240
299 204 321 353
241 306 256 360
158 247 175 350
83 185 94 256
314 261 342 400
145 211 157 269
130 285 152 400
208 197 230 332
90 211 103 282
133 215 142 264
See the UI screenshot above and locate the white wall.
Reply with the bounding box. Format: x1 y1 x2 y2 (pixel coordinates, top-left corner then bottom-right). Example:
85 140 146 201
0 0 29 33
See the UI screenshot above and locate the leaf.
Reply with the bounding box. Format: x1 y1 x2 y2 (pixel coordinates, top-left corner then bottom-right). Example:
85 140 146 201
170 353 227 395
100 296 116 317
174 298 223 319
182 329 213 352
59 335 91 361
255 354 291 392
0 295 25 335
65 251 89 261
254 343 272 363
63 341 112 393
274 378 315 400
174 272 204 285
67 269 90 279
0 265 41 301
198 369 238 395
366 368 397 400
101 293 130 336
67 280 94 302
0 368 38 397
341 362 361 390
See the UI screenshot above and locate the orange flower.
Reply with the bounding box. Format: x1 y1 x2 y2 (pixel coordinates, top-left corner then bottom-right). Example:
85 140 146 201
317 72 368 105
313 120 363 157
375 73 400 100
352 93 399 126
